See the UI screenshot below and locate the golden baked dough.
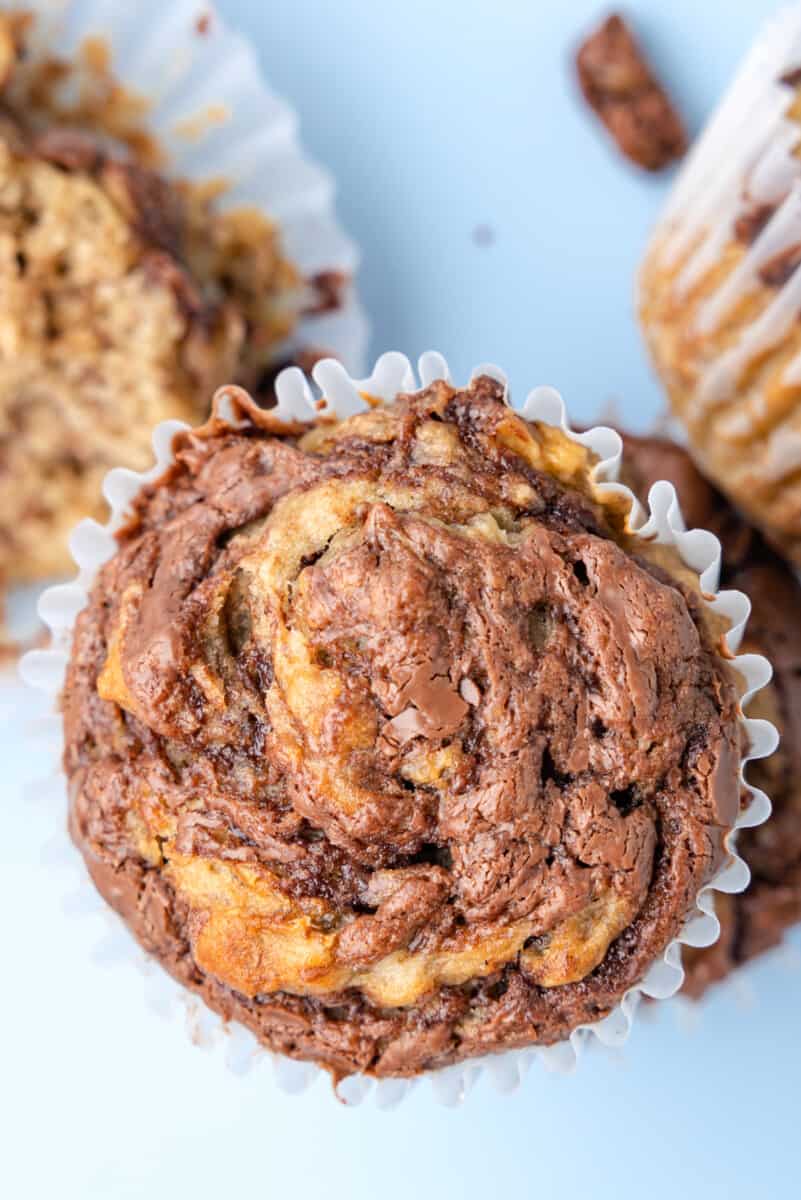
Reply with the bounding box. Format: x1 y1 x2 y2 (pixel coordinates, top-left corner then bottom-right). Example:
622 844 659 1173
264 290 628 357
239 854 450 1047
0 14 300 587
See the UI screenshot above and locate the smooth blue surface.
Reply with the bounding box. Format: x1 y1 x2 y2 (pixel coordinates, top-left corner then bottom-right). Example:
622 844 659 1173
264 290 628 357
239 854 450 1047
226 0 770 422
4 3 800 1198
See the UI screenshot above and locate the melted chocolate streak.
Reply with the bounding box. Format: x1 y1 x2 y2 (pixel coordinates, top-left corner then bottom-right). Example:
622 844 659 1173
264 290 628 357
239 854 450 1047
64 381 740 1077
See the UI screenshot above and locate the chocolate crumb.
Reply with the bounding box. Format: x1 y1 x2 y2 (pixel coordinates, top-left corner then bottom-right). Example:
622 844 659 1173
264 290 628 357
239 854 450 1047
759 243 801 288
575 13 687 171
734 202 777 245
779 65 801 88
304 270 348 317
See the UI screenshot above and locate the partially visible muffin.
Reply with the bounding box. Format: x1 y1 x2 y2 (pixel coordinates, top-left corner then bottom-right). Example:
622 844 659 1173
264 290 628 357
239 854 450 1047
0 15 305 589
63 374 744 1078
639 12 801 567
620 433 801 997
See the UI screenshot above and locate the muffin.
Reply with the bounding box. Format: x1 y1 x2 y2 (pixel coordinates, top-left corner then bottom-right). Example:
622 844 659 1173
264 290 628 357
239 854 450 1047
61 369 748 1079
620 432 801 997
0 12 340 591
639 7 801 566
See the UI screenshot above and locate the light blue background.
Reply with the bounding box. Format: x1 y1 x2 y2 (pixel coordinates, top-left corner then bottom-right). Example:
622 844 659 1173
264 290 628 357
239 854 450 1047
232 0 772 421
4 2 800 1198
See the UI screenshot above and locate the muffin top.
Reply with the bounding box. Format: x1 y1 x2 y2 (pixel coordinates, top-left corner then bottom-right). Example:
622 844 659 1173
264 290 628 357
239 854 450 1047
621 432 801 995
65 377 742 1077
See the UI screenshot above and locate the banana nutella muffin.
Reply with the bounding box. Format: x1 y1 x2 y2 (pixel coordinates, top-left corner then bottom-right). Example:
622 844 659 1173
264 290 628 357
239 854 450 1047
0 12 333 592
621 433 801 997
62 374 746 1079
639 7 801 567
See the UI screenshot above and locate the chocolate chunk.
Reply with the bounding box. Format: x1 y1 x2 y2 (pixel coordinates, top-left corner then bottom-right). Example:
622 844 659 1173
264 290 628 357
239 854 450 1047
392 659 469 738
576 14 687 171
99 159 185 257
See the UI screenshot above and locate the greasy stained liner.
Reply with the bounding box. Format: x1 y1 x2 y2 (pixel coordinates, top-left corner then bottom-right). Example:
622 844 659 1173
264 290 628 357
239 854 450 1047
637 4 801 571
21 351 777 1108
5 0 367 372
0 0 366 651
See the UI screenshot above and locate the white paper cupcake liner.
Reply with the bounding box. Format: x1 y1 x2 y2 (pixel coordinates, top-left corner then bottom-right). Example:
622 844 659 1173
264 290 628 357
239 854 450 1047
6 0 368 370
21 350 777 1108
0 0 367 658
644 3 801 403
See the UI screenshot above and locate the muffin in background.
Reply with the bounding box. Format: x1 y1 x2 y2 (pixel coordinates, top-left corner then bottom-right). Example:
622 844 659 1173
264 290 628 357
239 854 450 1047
0 12 339 593
620 432 801 997
639 6 801 568
61 369 748 1079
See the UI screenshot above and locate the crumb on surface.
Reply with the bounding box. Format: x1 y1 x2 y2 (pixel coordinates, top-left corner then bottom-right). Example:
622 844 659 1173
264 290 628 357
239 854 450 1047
472 223 495 247
575 13 686 171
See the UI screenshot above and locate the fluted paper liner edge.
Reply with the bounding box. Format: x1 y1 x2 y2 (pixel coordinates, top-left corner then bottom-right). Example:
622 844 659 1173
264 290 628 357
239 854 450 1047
21 351 777 1110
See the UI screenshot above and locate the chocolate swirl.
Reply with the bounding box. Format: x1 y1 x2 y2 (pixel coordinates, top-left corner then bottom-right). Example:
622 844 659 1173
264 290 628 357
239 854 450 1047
0 17 301 589
64 377 741 1078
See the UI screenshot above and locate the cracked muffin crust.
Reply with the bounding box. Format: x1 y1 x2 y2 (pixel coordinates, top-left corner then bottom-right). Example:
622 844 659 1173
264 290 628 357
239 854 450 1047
63 376 743 1078
0 13 304 589
621 432 801 997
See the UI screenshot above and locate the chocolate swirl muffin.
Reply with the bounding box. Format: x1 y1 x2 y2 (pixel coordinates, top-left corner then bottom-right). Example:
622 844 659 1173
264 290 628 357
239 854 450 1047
63 376 744 1078
621 433 801 997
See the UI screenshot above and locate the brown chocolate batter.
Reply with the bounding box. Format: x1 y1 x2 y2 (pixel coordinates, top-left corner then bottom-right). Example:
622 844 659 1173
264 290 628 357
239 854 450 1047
63 379 742 1077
